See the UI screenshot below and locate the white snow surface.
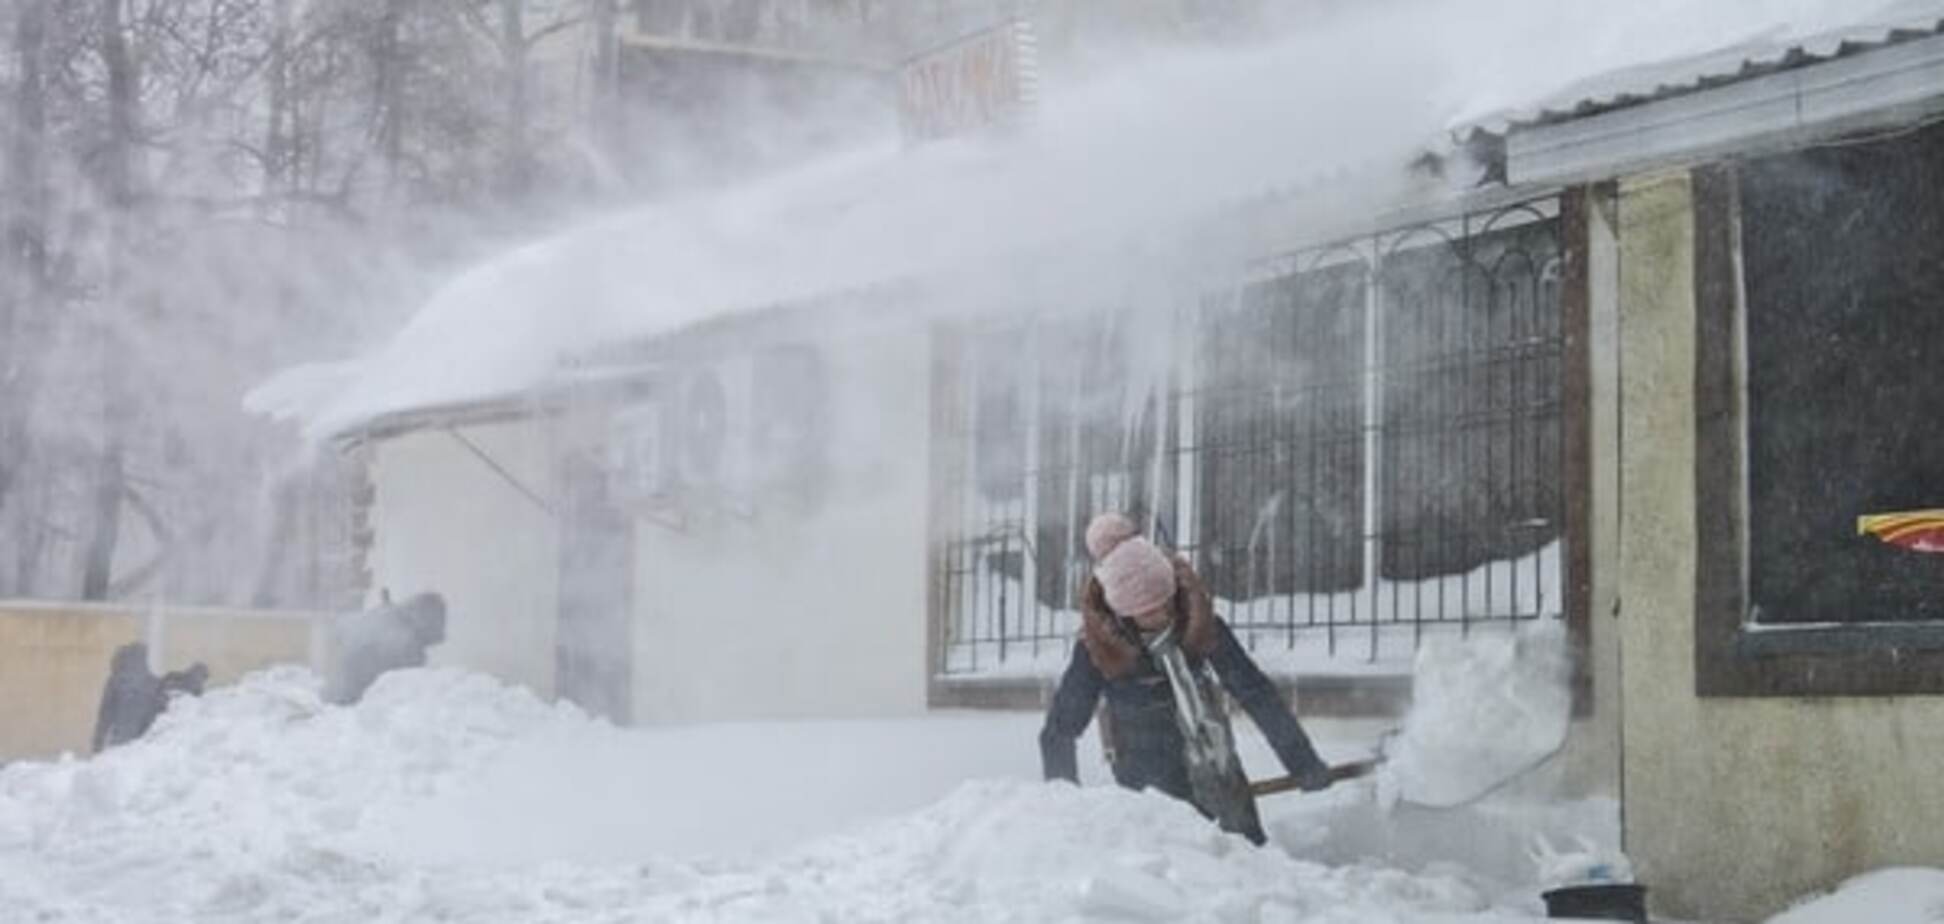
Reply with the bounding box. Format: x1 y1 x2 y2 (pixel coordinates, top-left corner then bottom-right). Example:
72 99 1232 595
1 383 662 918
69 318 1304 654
1766 868 1944 924
1381 620 1573 809
248 0 1944 439
0 665 1603 923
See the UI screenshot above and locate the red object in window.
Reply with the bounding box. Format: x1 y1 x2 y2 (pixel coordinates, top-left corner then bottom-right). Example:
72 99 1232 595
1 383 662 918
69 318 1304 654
1858 510 1944 553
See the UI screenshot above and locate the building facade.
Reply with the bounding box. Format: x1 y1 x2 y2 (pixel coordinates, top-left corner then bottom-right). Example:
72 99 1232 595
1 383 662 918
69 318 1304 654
304 9 1944 922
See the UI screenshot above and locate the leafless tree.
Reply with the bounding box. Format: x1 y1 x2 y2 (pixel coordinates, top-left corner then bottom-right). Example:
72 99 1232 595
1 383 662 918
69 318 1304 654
0 0 612 606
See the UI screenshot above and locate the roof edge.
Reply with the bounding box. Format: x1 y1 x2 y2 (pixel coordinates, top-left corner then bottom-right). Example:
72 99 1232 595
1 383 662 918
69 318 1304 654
1507 30 1944 187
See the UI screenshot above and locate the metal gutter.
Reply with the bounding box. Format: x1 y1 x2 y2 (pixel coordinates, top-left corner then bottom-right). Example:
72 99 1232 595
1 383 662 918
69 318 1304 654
1508 32 1944 186
332 395 560 450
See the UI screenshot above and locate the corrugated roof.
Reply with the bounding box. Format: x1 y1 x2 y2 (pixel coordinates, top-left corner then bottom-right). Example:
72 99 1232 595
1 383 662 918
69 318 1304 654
1472 1 1944 136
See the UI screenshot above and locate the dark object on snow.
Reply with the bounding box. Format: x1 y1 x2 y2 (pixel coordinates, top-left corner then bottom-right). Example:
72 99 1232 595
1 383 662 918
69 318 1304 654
160 662 210 698
324 592 447 705
1542 883 1648 922
1040 570 1330 845
92 643 164 753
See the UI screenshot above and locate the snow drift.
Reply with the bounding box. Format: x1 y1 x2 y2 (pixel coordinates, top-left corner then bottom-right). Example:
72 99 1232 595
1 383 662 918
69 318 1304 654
0 666 1540 923
10 665 1929 922
1765 868 1944 924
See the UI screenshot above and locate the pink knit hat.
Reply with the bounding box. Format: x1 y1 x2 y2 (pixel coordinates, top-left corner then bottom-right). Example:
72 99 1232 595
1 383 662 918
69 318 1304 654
1086 513 1176 617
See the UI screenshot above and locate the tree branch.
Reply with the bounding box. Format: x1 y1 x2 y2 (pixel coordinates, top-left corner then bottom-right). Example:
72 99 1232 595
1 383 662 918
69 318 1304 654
524 14 585 51
440 0 499 50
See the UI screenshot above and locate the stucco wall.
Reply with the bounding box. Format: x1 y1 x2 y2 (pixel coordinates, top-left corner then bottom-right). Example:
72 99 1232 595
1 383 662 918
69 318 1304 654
368 420 560 698
0 601 317 760
630 322 931 722
1616 170 1944 921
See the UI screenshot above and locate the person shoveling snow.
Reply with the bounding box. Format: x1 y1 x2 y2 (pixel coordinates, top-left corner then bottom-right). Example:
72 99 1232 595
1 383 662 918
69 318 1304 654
1039 513 1336 845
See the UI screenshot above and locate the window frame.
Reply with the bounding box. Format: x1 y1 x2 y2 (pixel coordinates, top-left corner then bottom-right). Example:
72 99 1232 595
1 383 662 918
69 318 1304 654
1692 163 1944 697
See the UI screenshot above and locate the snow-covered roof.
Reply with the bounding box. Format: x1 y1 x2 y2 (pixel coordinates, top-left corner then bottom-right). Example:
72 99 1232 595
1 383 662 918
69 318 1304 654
1468 0 1944 134
249 0 1944 441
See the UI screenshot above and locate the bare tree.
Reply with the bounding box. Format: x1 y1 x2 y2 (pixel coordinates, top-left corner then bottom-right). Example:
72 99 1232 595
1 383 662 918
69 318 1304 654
0 0 610 606
588 0 615 136
78 0 142 600
0 0 50 533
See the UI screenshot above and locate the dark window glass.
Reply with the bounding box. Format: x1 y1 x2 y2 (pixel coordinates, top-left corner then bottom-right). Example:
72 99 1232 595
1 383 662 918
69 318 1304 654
1197 260 1367 600
1380 219 1561 584
1742 121 1944 623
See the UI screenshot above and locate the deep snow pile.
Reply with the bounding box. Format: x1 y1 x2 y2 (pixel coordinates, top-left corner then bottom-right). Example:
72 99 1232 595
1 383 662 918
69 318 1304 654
0 666 1550 923
0 667 580 921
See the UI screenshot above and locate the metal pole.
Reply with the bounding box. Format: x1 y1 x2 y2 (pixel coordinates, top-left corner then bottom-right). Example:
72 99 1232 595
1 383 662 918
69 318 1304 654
1362 239 1384 662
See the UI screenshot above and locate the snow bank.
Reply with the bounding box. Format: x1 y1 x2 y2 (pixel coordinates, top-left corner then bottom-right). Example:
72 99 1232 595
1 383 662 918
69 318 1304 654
779 780 1500 923
1766 868 1944 924
0 665 1565 922
9 661 1923 922
0 666 590 921
358 708 1072 864
1381 619 1573 809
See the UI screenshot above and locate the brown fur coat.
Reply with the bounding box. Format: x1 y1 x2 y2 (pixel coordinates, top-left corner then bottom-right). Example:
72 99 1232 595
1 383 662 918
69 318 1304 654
1078 557 1218 679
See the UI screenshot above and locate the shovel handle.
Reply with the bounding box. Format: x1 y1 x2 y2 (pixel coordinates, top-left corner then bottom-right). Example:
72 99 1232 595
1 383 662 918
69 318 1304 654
1249 758 1382 797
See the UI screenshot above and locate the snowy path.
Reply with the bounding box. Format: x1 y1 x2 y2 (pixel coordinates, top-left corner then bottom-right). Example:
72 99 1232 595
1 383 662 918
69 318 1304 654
0 668 1604 922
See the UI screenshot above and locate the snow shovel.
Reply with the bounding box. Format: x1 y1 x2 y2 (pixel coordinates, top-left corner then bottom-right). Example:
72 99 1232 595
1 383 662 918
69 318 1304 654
1249 617 1576 810
1248 733 1563 809
1248 757 1384 798
1380 621 1574 810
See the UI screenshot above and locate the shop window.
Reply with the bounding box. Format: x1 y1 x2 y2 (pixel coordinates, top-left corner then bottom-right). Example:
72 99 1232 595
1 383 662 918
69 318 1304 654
1740 123 1944 625
1694 119 1944 695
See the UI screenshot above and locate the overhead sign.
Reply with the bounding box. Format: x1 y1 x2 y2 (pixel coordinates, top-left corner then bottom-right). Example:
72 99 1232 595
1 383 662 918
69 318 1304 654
897 19 1038 143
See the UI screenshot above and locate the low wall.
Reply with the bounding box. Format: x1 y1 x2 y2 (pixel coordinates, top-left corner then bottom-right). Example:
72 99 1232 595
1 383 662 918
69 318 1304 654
0 600 322 761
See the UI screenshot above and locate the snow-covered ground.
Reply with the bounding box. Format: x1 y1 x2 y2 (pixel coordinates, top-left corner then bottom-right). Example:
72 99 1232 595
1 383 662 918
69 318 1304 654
1 666 1618 923
1767 868 1944 924
10 659 1918 922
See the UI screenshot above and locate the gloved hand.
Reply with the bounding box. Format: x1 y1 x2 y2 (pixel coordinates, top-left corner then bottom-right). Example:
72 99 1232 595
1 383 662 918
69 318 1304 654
1296 759 1335 793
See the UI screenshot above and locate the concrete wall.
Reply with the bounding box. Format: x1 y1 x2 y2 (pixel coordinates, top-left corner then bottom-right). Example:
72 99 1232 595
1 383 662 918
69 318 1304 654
1615 170 1944 921
631 321 932 722
368 419 561 698
0 601 317 760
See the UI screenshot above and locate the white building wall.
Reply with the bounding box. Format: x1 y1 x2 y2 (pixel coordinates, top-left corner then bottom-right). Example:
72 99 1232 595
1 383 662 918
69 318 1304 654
630 321 932 722
368 419 561 698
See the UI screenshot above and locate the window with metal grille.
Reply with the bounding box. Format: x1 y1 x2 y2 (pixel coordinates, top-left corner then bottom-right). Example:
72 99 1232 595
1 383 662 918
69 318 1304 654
938 316 1173 674
934 197 1566 677
1376 213 1563 616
